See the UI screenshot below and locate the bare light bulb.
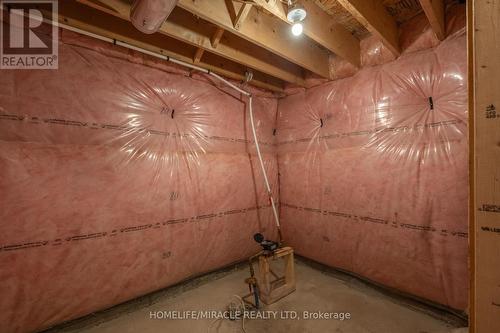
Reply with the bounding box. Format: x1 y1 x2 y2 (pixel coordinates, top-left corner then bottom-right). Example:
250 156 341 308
291 22 303 36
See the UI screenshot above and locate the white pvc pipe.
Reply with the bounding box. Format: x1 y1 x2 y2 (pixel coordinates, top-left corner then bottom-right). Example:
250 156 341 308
53 20 282 234
210 72 251 96
248 96 281 229
54 21 115 44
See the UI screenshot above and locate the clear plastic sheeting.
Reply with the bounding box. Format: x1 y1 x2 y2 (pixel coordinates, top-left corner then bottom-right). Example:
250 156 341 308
0 5 469 332
0 30 278 333
277 29 468 311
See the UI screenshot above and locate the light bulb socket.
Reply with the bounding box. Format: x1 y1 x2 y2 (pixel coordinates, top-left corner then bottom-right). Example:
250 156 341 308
287 3 306 23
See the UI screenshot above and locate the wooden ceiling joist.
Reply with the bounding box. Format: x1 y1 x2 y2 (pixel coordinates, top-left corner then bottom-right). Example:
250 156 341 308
75 0 305 86
253 0 360 67
57 1 285 92
419 0 445 41
177 0 331 78
336 0 401 57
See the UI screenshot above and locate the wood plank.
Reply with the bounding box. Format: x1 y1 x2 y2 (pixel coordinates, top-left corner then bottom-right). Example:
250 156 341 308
419 0 445 40
193 47 204 63
258 247 296 305
76 0 305 86
211 27 225 48
177 0 332 78
253 0 360 67
57 1 285 92
471 0 500 332
467 0 475 331
336 0 400 56
234 3 252 30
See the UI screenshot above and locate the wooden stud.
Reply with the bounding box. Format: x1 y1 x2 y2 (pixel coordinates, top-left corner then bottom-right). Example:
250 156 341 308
471 0 500 332
419 0 445 41
467 0 475 330
234 3 253 30
224 0 238 26
211 27 225 49
223 0 252 30
336 0 400 57
193 47 204 63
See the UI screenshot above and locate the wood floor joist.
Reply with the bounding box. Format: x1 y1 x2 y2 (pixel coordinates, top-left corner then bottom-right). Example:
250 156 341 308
419 0 445 41
57 2 285 93
253 0 361 68
75 0 306 87
177 0 331 78
336 0 401 57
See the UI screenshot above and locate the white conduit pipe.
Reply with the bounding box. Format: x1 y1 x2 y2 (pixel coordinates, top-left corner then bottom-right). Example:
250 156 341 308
248 96 282 234
53 21 283 239
209 72 250 96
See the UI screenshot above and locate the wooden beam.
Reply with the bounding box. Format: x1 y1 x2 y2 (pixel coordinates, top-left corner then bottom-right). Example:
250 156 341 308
58 1 285 92
224 1 252 30
419 0 445 40
234 3 253 30
467 0 475 331
471 0 500 332
177 0 331 78
211 27 224 48
76 0 305 86
193 47 204 63
253 0 360 67
336 0 400 57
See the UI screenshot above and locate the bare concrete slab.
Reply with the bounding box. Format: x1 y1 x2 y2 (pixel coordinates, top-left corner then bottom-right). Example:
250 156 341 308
46 260 468 333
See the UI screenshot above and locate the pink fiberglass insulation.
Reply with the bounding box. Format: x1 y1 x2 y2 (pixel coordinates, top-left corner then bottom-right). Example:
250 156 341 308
277 28 468 311
0 29 278 333
1 6 469 333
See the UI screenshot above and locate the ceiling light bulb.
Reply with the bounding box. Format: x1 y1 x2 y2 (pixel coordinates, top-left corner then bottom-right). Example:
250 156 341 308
291 23 303 36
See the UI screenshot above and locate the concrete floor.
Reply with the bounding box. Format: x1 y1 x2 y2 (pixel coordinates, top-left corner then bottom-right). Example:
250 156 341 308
53 260 468 333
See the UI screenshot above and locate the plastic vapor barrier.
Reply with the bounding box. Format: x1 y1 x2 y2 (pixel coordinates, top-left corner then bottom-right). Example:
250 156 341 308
0 5 469 332
277 29 468 310
0 29 278 333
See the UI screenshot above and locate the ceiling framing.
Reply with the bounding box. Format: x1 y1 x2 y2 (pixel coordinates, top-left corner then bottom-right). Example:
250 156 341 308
54 0 447 92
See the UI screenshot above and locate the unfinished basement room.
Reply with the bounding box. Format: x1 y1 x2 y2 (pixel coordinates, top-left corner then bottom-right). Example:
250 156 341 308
0 0 497 332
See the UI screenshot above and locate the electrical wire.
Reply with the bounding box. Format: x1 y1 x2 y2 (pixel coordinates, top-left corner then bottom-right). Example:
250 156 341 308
206 295 248 333
232 294 248 333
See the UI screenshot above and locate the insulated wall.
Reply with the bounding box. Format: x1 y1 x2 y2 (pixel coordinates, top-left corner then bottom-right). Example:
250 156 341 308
0 30 278 333
277 30 468 310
